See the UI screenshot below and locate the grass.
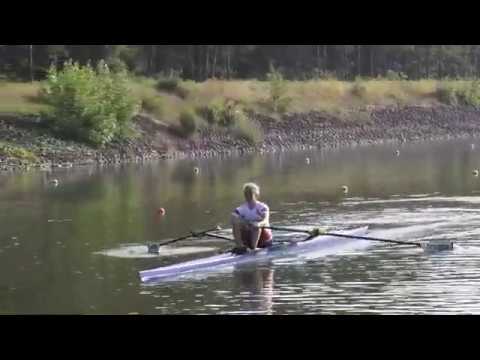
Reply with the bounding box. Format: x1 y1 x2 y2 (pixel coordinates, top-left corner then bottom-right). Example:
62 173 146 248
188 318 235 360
132 78 446 119
0 141 39 162
0 81 50 115
0 77 473 125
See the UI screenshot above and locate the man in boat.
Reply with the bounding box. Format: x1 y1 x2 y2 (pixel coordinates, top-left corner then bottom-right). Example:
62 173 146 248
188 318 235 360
231 183 273 253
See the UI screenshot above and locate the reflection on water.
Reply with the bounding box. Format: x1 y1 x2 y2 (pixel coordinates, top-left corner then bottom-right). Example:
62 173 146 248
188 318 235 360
3 139 480 314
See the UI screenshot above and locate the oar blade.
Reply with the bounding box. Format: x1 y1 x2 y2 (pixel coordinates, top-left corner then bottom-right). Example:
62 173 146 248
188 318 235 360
421 240 455 252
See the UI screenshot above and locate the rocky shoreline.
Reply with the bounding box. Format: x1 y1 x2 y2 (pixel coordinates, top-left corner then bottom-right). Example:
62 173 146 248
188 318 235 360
2 105 480 173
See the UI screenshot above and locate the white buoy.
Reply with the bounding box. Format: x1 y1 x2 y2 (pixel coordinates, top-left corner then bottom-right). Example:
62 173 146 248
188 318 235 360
50 179 59 186
305 157 311 165
342 186 349 194
472 144 476 150
473 170 479 177
395 150 401 157
193 167 200 174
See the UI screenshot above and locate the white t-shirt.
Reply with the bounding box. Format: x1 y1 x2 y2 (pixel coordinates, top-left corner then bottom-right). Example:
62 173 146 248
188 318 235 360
235 202 270 222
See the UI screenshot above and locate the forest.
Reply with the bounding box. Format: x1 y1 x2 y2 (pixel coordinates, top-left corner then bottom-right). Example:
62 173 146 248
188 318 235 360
2 45 480 81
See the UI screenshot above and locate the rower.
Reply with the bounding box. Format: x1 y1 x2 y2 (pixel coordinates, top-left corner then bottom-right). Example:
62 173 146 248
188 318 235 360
231 183 273 254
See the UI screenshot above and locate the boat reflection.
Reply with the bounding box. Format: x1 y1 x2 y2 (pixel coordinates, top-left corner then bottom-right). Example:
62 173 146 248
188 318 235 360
232 267 275 315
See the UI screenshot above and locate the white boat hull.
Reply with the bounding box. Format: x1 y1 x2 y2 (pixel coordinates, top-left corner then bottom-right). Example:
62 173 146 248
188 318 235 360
140 226 369 283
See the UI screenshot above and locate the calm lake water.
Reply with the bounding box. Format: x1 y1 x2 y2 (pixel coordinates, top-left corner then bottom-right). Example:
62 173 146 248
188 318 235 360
2 139 480 314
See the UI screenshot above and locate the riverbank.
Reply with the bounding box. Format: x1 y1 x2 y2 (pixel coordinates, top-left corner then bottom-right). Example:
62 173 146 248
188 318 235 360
2 105 480 173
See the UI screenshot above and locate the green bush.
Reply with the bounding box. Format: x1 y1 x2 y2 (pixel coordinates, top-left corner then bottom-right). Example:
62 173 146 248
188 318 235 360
141 95 164 118
197 99 245 127
266 66 292 113
157 77 180 92
41 60 139 147
458 81 480 107
232 115 264 146
352 80 368 98
156 77 189 99
436 83 458 105
107 58 128 73
436 81 480 107
196 101 222 125
385 70 408 80
178 109 198 137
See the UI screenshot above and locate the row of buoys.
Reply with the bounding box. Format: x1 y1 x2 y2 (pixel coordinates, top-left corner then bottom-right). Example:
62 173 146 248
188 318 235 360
305 150 401 166
157 143 480 219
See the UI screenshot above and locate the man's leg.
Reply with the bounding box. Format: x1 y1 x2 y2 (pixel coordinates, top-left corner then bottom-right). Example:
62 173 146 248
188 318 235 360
231 215 246 248
249 226 261 250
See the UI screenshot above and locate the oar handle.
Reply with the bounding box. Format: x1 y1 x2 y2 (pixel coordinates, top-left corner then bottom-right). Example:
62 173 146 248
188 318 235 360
263 226 311 235
203 233 235 242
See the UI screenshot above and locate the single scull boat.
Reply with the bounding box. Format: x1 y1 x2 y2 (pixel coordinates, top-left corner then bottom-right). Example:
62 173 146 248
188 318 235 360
140 226 369 283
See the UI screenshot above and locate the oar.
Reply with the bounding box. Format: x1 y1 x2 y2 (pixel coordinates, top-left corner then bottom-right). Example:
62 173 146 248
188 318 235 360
148 226 222 254
263 226 424 248
203 233 235 242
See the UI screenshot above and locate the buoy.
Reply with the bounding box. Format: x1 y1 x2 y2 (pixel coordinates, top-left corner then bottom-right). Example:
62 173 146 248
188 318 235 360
50 179 59 186
157 208 166 216
193 167 200 174
342 186 349 194
306 157 311 164
395 150 400 157
472 144 476 150
473 170 479 177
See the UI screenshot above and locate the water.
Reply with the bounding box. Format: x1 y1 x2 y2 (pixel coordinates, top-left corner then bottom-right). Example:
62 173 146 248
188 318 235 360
2 139 480 314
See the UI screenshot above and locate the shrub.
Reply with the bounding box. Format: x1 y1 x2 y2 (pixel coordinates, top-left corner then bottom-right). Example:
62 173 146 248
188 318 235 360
196 99 245 127
232 115 264 146
156 76 189 99
178 109 198 137
107 58 128 73
385 70 408 80
435 81 480 106
436 83 458 105
351 80 368 98
141 95 165 118
196 100 222 125
41 60 139 147
457 81 480 107
266 65 292 113
156 77 180 93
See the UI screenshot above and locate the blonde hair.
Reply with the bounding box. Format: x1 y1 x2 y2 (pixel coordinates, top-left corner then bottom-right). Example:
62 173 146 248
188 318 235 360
243 183 260 200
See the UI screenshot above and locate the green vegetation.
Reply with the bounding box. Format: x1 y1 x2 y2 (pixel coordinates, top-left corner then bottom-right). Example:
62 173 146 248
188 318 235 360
0 142 39 162
178 109 199 138
3 45 480 156
2 63 480 150
232 112 264 145
141 95 165 118
265 66 292 113
196 99 244 127
436 81 480 106
41 60 139 146
156 76 190 99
